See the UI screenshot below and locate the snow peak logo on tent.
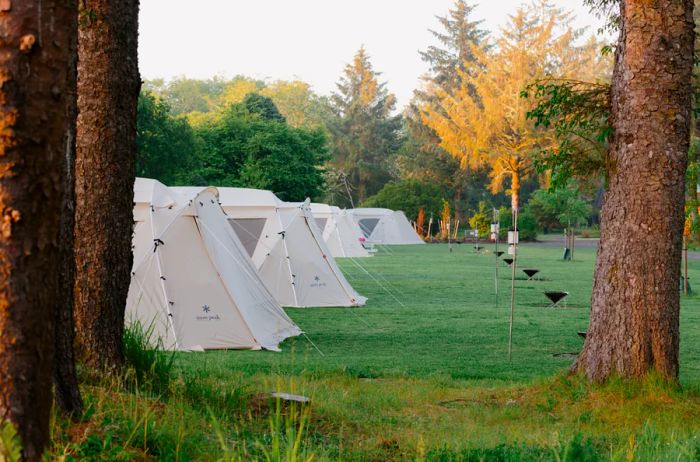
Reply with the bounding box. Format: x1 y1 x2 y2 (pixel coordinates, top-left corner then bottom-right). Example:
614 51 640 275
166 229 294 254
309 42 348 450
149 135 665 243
196 304 221 321
310 275 327 288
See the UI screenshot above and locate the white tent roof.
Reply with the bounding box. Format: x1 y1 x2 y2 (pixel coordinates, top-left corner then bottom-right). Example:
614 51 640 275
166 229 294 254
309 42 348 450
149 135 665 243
128 178 301 351
348 208 424 245
173 187 367 308
310 203 371 258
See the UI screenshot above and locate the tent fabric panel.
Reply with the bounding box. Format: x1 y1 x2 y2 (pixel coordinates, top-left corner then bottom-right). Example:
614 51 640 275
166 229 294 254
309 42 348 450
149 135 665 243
194 193 300 349
156 213 258 350
335 211 371 257
257 233 299 307
126 252 177 350
282 205 367 307
369 211 424 245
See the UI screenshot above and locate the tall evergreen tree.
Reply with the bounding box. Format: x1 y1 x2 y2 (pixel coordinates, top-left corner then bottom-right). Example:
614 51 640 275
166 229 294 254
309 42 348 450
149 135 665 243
74 0 141 371
575 0 695 382
329 47 403 206
406 1 489 216
418 0 488 94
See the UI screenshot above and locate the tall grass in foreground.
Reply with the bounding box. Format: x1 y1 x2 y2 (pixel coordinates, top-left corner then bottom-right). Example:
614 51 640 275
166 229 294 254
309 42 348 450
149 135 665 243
122 321 175 395
45 323 317 460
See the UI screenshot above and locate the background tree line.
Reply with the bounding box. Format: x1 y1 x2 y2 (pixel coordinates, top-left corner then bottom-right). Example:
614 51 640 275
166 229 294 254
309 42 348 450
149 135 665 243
137 0 609 233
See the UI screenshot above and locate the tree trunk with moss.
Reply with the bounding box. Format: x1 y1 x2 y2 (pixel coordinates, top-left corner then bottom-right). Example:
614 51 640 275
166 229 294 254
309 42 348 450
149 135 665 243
0 1 77 458
74 0 141 371
574 0 695 381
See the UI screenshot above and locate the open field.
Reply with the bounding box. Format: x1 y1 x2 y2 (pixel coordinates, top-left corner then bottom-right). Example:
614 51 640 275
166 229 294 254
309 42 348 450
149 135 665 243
52 242 700 460
178 242 700 383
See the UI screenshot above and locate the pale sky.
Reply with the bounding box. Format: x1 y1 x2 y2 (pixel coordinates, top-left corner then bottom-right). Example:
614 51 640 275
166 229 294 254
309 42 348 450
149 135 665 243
139 1 606 109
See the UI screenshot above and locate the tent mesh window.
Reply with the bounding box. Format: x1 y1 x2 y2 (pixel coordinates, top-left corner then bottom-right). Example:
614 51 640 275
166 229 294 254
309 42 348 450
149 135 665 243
229 218 267 257
315 218 328 232
358 218 380 238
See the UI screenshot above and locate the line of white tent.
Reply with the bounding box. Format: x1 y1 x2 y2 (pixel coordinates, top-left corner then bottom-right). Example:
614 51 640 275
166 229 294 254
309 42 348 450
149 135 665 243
345 208 425 246
127 178 423 352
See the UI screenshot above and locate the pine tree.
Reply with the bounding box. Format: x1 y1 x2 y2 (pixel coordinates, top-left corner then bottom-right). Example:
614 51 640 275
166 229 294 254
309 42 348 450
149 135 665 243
418 0 489 94
574 0 694 382
328 47 402 205
405 1 489 215
74 0 141 371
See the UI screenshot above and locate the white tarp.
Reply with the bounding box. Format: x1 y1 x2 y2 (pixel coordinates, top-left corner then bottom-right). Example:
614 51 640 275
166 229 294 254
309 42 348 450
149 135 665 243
310 203 371 258
174 187 367 308
127 178 301 351
348 208 424 245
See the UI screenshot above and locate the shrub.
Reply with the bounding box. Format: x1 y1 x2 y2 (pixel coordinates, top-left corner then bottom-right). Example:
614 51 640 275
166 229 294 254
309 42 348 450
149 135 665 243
361 179 448 221
497 207 539 241
468 202 491 238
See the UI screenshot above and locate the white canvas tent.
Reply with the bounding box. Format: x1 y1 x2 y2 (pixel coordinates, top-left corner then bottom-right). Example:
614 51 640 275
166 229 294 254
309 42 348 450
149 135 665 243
127 178 301 351
349 208 425 245
309 203 371 258
173 187 367 308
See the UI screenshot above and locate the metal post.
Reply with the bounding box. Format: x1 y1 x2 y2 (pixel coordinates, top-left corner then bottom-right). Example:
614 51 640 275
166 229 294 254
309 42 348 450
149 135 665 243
508 208 518 361
684 234 689 296
493 209 500 309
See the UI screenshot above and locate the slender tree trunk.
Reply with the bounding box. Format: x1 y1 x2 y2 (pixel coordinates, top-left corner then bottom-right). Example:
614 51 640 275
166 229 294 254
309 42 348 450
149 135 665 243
574 0 695 382
54 0 83 417
74 0 141 371
0 1 77 458
511 168 521 213
357 169 366 204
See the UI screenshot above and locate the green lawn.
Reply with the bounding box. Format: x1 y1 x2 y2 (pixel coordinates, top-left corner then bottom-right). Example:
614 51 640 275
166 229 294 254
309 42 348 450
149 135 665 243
52 243 700 461
176 242 700 383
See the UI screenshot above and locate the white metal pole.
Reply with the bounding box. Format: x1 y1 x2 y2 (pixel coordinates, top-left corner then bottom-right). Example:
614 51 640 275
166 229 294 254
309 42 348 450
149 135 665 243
508 207 518 361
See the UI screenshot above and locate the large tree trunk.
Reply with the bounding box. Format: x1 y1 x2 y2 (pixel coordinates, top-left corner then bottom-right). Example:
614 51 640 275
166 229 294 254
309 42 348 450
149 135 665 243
74 0 141 371
574 0 695 381
0 1 77 458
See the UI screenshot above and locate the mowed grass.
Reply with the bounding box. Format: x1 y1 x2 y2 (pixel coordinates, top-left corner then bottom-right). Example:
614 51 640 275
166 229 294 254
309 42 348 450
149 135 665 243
175 241 700 382
151 241 700 460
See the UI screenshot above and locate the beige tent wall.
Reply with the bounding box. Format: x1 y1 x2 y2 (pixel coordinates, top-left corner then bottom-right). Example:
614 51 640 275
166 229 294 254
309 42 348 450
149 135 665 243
127 179 301 351
349 208 424 245
310 203 371 258
172 187 367 308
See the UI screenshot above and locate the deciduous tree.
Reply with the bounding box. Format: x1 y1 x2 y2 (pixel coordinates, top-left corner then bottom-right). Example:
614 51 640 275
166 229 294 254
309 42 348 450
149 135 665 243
423 2 605 213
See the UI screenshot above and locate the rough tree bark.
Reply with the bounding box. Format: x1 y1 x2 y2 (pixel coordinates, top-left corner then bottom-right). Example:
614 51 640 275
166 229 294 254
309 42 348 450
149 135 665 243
74 0 141 370
54 23 83 416
574 0 695 381
0 1 77 458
